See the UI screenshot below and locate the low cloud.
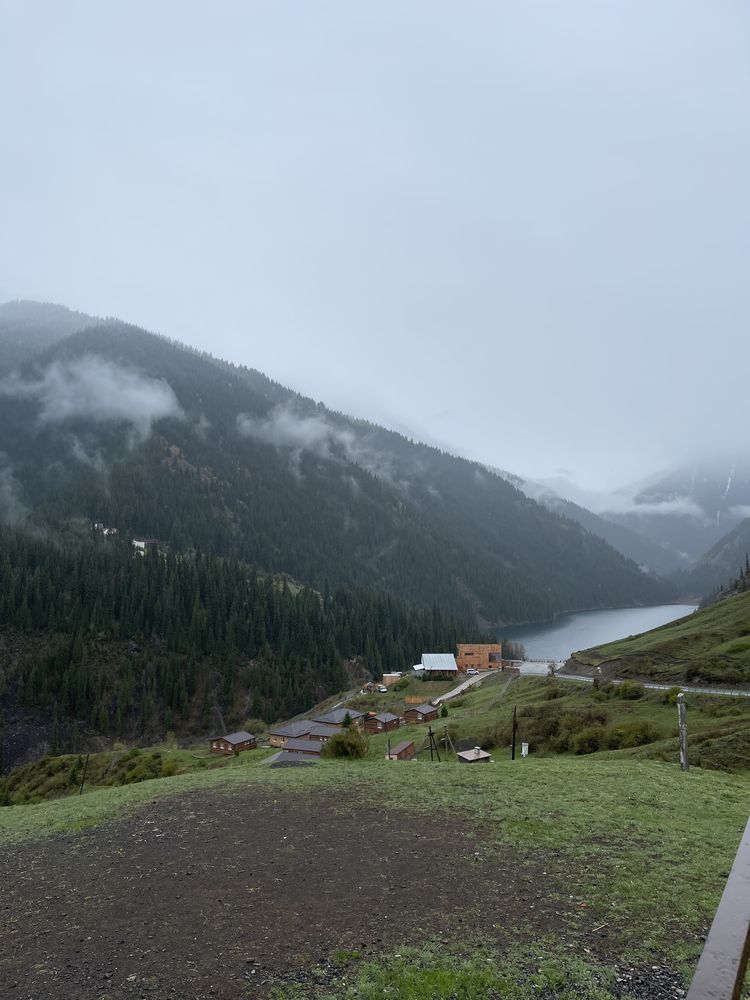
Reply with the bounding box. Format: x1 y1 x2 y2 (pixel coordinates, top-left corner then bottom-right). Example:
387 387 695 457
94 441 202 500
237 404 400 483
0 355 184 440
602 496 709 521
729 505 750 521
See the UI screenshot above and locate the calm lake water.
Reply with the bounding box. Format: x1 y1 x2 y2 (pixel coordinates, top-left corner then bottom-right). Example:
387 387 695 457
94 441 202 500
499 604 698 662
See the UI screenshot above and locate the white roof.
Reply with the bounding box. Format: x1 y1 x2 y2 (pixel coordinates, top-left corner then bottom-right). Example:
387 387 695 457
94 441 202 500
421 653 458 671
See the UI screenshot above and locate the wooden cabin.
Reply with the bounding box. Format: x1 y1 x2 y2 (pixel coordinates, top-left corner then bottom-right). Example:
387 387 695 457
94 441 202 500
364 712 400 734
209 731 257 755
386 739 415 761
302 725 342 742
404 703 438 724
420 653 458 679
313 708 365 728
268 720 315 748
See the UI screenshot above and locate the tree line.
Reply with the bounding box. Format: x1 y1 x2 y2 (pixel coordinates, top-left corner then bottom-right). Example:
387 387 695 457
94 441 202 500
0 526 489 758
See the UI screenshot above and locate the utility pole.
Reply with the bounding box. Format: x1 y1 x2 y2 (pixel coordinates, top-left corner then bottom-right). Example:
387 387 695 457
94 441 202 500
78 753 90 795
677 693 689 771
511 705 517 761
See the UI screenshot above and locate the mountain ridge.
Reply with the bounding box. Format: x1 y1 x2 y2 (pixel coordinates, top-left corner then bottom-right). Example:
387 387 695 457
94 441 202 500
0 302 669 626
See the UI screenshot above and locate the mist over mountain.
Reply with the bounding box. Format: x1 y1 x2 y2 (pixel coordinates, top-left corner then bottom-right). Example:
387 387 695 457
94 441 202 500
0 300 96 368
532 463 750 576
673 516 750 599
494 469 679 576
0 302 668 627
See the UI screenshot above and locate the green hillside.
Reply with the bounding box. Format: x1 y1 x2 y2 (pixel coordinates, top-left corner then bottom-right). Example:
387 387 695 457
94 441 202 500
568 590 750 686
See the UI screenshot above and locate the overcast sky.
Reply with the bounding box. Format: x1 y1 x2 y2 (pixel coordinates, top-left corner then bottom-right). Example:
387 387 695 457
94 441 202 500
1 1 748 490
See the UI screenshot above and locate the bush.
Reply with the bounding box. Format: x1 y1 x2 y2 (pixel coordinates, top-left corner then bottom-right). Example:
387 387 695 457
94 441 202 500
661 686 682 706
244 718 267 734
321 730 368 759
393 678 409 691
616 681 645 700
440 704 449 717
162 758 178 777
571 724 606 755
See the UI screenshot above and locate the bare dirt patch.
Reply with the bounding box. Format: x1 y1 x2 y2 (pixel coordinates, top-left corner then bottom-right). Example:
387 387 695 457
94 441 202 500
3 785 577 1000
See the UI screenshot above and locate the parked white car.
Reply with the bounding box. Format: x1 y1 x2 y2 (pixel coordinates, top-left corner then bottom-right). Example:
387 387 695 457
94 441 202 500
466 668 479 676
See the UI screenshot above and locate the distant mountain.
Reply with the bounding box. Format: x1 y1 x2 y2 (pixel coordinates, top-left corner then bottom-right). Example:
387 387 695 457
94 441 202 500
0 300 97 368
532 463 750 577
604 462 750 569
673 517 750 599
491 469 676 575
0 301 668 626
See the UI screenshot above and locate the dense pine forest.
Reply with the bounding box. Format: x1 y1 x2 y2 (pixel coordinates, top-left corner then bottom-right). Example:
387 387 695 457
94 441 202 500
0 526 487 768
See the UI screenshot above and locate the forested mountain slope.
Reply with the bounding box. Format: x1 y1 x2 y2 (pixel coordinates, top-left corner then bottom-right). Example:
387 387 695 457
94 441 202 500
497 470 676 575
0 526 484 768
0 310 668 625
672 517 750 599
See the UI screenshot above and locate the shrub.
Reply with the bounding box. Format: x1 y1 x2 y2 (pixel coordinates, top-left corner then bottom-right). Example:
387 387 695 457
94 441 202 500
162 758 178 777
321 730 368 759
605 720 657 749
661 686 682 706
616 681 645 700
393 678 409 691
440 704 448 717
571 724 606 755
244 718 267 734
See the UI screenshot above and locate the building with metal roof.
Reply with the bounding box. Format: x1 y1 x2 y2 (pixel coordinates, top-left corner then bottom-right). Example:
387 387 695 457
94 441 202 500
421 653 458 674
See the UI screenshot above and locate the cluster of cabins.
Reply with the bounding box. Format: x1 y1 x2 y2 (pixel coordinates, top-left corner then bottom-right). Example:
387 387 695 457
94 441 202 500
210 643 507 763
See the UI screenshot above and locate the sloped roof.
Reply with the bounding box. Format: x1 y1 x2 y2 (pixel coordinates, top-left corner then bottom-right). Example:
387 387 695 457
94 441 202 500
388 740 415 756
407 703 437 715
314 708 364 725
268 720 315 738
216 731 255 745
372 712 400 724
457 747 492 762
305 725 342 739
421 653 458 671
282 738 324 754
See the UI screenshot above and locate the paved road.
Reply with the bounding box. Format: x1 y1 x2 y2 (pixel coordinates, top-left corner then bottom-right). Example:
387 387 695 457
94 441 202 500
433 672 489 704
517 661 750 699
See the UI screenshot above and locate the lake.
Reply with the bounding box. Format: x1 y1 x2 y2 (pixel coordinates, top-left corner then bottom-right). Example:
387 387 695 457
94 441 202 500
499 604 698 662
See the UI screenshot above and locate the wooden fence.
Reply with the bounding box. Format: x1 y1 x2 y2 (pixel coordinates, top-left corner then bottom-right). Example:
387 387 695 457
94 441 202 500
686 816 750 1000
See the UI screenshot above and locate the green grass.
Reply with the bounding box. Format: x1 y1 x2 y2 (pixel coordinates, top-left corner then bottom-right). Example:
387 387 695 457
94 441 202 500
570 590 750 686
1 741 263 805
272 943 618 1000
